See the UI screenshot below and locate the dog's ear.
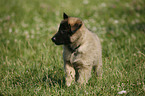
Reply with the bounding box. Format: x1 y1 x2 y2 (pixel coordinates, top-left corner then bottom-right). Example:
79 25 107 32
71 20 82 33
63 13 68 19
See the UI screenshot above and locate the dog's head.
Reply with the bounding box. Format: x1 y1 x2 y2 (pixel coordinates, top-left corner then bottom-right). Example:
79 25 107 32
51 13 82 45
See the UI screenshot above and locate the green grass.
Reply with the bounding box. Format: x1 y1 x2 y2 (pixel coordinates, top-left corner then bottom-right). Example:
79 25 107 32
0 0 145 95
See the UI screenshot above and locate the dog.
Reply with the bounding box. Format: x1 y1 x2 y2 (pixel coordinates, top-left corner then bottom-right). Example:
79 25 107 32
51 13 102 86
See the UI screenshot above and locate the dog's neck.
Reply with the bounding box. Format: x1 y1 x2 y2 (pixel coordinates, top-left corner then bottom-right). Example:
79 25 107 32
67 44 81 53
67 25 87 53
66 25 88 53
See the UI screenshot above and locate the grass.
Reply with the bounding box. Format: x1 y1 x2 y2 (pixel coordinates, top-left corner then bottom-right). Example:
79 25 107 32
0 0 145 95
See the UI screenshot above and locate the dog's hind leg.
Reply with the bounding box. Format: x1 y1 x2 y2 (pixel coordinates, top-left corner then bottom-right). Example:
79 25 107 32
93 60 102 78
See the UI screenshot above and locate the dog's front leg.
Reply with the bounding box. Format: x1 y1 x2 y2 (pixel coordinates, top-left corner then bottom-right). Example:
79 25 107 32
76 65 92 85
64 63 75 87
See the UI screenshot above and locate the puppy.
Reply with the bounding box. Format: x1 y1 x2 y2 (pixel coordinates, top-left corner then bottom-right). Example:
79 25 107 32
51 13 102 86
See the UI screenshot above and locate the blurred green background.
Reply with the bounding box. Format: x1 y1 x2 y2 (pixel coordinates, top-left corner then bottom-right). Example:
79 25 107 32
0 0 144 95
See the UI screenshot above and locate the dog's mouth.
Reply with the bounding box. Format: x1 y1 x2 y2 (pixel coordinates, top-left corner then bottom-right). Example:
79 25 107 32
51 37 62 45
51 30 72 45
51 37 71 45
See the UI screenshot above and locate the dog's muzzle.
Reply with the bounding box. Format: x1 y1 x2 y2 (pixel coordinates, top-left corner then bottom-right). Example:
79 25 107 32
51 37 56 43
51 36 62 45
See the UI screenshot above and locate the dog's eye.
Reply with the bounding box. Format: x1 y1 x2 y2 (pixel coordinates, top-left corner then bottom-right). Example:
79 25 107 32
60 30 63 33
61 30 67 34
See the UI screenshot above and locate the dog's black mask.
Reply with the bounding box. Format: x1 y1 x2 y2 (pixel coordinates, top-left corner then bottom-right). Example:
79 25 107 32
51 13 82 45
51 21 72 45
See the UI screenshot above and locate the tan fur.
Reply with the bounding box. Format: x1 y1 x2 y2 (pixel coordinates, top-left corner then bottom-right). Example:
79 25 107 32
63 17 102 86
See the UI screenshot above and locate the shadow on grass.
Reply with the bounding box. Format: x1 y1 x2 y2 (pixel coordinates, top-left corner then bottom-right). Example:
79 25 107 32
42 67 65 87
0 93 4 96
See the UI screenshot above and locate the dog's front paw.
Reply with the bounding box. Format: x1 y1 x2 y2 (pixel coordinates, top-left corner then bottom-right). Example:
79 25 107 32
66 78 74 87
66 82 71 87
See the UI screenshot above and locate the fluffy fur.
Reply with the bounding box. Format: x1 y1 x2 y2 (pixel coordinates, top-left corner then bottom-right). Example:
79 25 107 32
51 13 102 86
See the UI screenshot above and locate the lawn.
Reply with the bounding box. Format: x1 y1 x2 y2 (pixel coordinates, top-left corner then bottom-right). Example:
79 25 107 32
0 0 144 95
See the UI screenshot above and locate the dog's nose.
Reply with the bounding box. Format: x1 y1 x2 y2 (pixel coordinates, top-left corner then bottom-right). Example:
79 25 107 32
51 37 56 42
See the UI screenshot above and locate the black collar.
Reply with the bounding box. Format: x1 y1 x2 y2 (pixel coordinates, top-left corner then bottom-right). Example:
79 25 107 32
67 45 80 53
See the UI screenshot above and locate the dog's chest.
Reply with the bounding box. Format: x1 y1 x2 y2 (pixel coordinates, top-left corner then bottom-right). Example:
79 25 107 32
63 48 80 64
70 51 79 64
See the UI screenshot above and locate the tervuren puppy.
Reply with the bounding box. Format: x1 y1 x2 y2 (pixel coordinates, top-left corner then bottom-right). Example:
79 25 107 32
51 13 102 86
